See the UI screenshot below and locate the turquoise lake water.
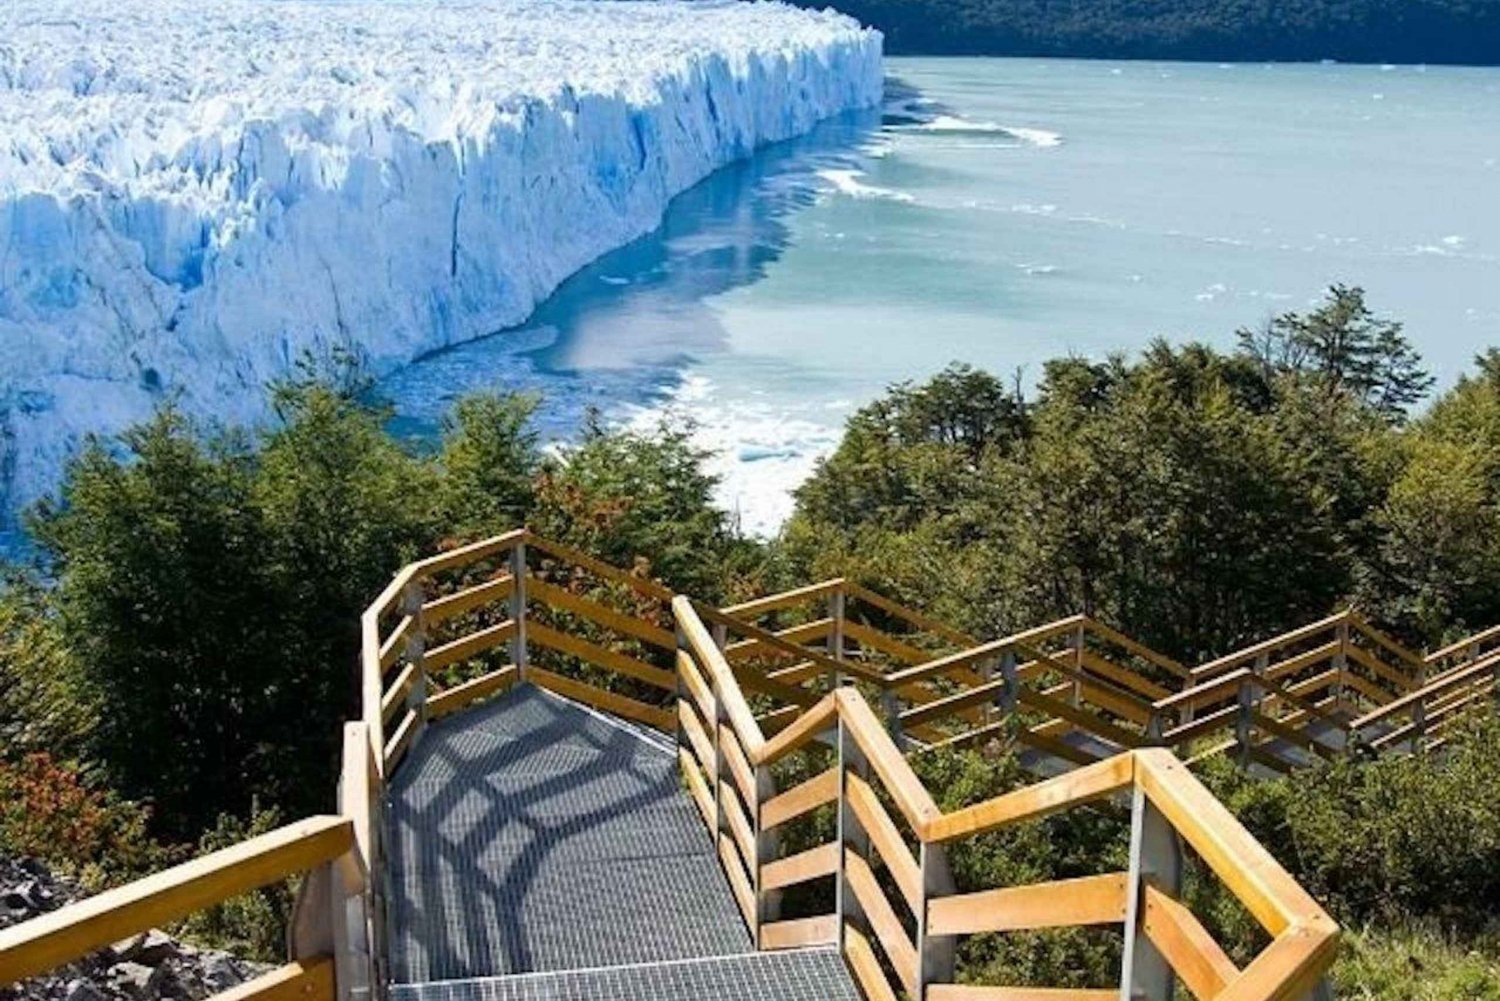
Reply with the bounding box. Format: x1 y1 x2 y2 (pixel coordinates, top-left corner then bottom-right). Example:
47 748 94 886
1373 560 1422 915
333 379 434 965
381 57 1500 533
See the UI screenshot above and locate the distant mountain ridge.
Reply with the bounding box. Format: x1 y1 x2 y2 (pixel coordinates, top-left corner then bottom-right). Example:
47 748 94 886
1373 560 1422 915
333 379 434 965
799 0 1500 64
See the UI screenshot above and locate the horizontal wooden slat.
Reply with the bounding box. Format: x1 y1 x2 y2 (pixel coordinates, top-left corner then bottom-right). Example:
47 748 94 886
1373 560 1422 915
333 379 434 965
843 580 977 647
0 818 352 985
727 618 836 660
379 615 418 670
720 723 757 812
721 778 758 877
525 534 674 602
384 710 418 770
761 766 839 830
927 872 1128 936
426 665 518 720
843 921 899 1001
762 843 839 892
528 576 676 651
381 662 419 722
423 619 517 672
1345 643 1416 694
723 580 844 618
844 620 930 665
422 574 514 626
1142 883 1239 1001
759 693 839 765
759 914 836 950
926 753 1134 843
676 650 715 723
718 832 757 932
678 700 717 783
846 771 922 916
844 848 918 997
1191 612 1348 683
210 957 333 1001
679 747 714 832
528 665 673 731
528 622 675 690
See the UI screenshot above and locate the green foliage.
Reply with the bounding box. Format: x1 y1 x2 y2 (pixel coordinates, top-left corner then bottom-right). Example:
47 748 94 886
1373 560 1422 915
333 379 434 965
1239 285 1434 422
0 753 178 890
911 747 1130 988
175 806 296 963
438 392 540 536
0 577 97 762
801 0 1500 64
1199 714 1500 936
530 416 745 600
19 372 742 842
1333 923 1500 1001
1360 352 1500 643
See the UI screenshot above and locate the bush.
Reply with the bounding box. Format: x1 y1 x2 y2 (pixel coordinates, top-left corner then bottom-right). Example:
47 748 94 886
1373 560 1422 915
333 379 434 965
0 753 178 890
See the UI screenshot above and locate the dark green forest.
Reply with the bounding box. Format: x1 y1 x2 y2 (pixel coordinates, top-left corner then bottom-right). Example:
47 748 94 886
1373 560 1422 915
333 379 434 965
5 287 1500 994
799 0 1500 64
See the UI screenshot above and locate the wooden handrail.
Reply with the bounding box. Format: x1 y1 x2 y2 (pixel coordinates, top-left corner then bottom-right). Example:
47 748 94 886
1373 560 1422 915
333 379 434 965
1426 623 1500 665
0 818 353 986
1352 647 1500 731
1191 611 1350 682
666 599 1338 1001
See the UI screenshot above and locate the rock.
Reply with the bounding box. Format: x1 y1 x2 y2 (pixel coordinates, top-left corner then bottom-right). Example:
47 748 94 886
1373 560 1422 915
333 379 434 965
108 962 165 1001
132 931 179 967
198 954 246 995
62 979 109 1001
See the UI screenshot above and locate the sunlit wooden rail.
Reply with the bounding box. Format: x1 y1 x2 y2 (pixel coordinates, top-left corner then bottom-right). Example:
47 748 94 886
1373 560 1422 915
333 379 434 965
10 526 1496 1001
675 597 1340 1001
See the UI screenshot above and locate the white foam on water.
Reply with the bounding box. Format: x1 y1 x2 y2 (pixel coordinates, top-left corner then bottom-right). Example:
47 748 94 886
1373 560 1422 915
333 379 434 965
817 168 914 202
622 373 841 537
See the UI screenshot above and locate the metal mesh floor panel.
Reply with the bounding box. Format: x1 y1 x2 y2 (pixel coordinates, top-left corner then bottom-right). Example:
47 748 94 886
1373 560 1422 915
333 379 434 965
385 685 754 983
388 948 860 1001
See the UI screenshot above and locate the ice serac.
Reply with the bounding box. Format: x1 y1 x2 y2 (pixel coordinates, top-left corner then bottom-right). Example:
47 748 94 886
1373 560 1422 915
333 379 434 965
0 0 883 525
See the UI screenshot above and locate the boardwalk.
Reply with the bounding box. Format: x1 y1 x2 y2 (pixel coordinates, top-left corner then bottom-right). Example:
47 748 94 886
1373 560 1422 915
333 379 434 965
385 684 857 1000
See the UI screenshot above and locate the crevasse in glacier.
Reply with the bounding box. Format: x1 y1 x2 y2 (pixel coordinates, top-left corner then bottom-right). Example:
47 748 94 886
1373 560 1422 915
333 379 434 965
0 0 882 525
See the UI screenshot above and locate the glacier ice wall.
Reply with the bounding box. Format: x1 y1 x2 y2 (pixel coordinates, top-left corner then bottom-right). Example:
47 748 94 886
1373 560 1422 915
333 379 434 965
0 0 882 524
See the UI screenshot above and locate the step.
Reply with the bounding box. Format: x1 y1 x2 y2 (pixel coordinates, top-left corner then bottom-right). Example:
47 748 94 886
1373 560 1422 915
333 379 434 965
388 948 860 1001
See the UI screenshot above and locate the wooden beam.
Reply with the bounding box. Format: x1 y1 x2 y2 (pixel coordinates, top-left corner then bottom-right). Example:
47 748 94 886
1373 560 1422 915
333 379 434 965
926 873 1128 936
0 819 352 986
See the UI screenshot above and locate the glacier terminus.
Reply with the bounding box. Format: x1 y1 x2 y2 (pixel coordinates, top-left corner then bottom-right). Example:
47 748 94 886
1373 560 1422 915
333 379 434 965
0 0 882 528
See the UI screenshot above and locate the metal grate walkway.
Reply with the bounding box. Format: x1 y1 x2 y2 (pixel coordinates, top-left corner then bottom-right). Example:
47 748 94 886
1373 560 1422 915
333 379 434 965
384 683 857 999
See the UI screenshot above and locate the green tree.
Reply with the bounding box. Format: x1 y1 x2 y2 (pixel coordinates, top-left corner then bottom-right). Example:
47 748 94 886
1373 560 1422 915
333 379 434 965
29 409 280 839
1239 285 1434 421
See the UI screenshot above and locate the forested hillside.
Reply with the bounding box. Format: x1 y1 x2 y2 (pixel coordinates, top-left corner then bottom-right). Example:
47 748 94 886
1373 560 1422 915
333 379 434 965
809 0 1500 63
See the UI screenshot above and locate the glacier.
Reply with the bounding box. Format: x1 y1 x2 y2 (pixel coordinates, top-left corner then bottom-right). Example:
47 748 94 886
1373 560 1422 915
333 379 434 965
0 0 882 528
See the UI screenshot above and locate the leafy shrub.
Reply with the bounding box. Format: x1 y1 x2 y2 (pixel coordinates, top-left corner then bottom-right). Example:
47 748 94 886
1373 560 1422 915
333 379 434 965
176 806 296 962
0 753 178 889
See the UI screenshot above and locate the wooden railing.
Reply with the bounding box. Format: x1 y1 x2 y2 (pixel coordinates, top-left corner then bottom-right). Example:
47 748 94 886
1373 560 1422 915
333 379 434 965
0 816 367 1001
674 597 1339 1001
720 584 1495 775
16 528 1496 1001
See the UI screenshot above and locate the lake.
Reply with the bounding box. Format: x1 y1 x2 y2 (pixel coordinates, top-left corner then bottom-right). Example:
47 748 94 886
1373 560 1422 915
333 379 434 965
379 57 1500 534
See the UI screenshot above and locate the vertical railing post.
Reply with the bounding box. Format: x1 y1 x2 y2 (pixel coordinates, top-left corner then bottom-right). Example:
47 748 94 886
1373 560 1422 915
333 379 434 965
509 540 528 681
999 648 1019 717
1069 622 1086 707
830 585 847 688
1332 616 1350 706
1121 782 1182 1001
335 723 377 1001
881 688 904 749
400 581 427 742
916 841 956 1000
836 712 869 953
1235 679 1254 768
754 762 781 937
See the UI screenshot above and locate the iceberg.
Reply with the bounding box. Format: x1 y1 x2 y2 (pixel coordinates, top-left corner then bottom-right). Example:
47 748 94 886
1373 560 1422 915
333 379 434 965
0 0 882 527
